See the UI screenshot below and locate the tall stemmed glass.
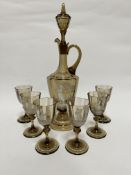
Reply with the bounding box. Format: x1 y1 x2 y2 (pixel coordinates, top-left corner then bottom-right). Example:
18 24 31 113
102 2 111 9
15 85 32 123
34 97 59 155
95 85 113 123
20 91 43 138
65 97 89 155
86 91 108 139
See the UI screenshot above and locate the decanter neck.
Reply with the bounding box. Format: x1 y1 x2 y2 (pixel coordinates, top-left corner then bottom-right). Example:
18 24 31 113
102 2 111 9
57 54 69 74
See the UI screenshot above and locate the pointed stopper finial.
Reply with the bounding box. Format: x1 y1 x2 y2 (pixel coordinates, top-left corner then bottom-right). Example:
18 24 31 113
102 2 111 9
56 3 71 44
61 3 66 14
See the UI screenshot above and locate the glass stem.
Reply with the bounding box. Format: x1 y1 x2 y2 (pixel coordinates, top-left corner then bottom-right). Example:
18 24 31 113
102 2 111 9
74 127 81 148
44 125 50 144
75 132 79 143
45 132 49 143
74 126 81 143
94 120 99 130
31 120 35 129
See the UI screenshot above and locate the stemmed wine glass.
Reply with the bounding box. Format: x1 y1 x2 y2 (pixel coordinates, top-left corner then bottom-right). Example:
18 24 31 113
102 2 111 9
34 97 59 155
65 97 89 155
86 91 108 139
95 85 113 123
15 85 32 123
20 91 43 138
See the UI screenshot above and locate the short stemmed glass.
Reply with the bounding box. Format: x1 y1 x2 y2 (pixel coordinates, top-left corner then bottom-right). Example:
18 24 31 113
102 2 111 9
20 91 43 138
95 85 113 123
34 97 59 155
65 97 89 155
15 85 32 123
86 91 108 139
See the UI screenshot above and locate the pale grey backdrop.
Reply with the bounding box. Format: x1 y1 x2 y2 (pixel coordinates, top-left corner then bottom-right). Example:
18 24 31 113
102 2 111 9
0 0 131 175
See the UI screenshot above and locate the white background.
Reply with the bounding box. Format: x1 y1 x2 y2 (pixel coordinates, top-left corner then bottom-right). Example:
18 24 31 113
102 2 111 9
0 0 131 175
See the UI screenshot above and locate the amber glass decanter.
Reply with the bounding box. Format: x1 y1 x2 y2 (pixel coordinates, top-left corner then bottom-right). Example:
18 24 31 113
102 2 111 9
47 3 82 131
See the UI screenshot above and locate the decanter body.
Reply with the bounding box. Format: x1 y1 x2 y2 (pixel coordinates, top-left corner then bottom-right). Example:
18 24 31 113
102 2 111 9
47 4 82 131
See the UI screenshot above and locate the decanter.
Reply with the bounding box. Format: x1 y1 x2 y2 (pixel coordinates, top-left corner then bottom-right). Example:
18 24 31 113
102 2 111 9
47 3 82 131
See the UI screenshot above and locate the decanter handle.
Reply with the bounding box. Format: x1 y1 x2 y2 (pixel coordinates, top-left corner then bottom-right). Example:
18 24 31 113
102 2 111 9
67 44 82 75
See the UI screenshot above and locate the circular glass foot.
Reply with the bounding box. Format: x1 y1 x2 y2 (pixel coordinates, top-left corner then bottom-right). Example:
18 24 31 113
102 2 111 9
23 126 43 138
94 115 111 124
17 114 31 123
65 139 89 155
35 138 59 155
86 127 107 139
